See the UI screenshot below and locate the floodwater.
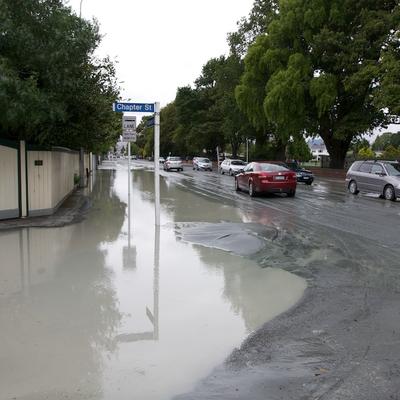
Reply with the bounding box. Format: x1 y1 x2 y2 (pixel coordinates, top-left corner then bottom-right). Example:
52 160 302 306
0 167 306 400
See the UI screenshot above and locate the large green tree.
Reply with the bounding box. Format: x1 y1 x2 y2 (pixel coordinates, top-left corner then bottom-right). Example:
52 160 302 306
0 0 120 152
237 0 399 168
228 0 278 57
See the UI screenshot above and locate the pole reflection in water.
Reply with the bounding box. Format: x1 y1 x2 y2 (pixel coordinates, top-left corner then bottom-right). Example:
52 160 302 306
123 157 136 269
117 210 160 342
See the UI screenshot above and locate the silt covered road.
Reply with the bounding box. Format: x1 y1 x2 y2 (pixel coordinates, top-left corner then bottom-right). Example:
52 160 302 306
0 163 399 399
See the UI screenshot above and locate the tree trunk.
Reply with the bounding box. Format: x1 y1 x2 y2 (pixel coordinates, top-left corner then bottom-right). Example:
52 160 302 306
231 141 239 159
272 142 286 161
323 135 351 169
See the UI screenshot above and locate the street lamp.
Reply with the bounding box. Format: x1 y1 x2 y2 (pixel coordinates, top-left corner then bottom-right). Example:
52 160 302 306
246 138 249 163
79 0 83 17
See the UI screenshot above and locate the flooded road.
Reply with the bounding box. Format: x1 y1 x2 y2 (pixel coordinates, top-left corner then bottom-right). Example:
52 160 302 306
0 168 306 400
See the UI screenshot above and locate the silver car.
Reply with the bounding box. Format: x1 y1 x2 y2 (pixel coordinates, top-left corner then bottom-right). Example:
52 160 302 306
164 156 183 171
346 160 400 201
220 159 247 175
193 157 212 171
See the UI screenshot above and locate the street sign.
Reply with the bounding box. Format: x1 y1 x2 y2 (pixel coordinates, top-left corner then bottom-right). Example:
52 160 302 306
123 116 136 131
146 117 155 127
122 131 136 142
122 116 137 142
113 102 155 113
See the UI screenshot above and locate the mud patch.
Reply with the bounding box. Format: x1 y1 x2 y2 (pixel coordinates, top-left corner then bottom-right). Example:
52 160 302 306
176 222 279 256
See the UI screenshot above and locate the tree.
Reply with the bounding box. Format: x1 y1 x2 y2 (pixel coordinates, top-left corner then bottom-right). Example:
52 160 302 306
358 147 375 160
287 136 313 161
382 145 400 160
374 20 400 117
372 132 400 151
350 137 370 157
228 0 278 57
0 0 120 152
236 0 399 168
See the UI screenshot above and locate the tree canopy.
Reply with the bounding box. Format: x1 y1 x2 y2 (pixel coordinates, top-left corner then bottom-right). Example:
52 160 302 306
0 0 120 152
372 132 400 151
236 0 400 168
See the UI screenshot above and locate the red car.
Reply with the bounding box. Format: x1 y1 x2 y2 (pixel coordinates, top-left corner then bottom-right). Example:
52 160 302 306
235 162 297 197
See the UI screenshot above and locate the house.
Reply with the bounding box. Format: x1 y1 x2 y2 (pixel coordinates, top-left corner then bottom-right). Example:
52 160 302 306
307 138 329 160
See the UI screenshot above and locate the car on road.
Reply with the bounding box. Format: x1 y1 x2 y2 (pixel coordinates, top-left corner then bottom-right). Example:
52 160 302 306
164 156 183 172
193 157 212 171
285 161 314 185
235 162 297 197
159 157 165 164
220 159 247 175
346 160 400 201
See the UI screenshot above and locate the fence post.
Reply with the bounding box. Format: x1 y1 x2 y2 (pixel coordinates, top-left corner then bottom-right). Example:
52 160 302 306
19 140 28 217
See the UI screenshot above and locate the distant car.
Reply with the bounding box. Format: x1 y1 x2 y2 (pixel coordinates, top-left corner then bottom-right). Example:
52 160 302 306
220 159 247 175
284 161 314 185
193 157 212 171
235 162 297 197
346 160 400 201
159 157 165 164
164 156 183 171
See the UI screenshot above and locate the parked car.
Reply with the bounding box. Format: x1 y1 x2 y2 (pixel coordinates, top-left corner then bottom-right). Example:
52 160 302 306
164 156 183 171
220 159 247 175
193 157 212 171
159 157 165 164
346 160 400 201
235 162 297 197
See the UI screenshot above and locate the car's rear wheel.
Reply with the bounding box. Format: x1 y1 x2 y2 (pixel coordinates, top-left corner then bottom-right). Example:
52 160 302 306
348 180 359 195
287 190 296 198
235 178 240 192
383 185 396 201
249 182 256 197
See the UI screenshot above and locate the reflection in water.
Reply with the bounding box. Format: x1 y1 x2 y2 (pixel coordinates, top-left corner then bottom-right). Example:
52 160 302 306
0 168 306 400
0 172 125 400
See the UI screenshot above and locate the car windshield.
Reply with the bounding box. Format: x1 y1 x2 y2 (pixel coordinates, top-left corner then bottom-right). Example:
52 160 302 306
258 163 289 172
198 158 210 163
384 163 400 176
231 160 245 165
169 157 181 161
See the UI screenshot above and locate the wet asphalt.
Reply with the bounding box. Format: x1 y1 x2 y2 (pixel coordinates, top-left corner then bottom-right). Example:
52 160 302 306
1 160 400 399
141 161 400 400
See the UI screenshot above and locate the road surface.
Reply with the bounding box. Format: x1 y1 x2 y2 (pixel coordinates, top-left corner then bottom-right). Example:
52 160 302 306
1 161 399 400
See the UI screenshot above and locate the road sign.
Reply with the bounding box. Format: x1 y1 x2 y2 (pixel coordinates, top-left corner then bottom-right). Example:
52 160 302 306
122 116 137 142
113 102 155 113
146 117 155 127
122 131 136 142
123 116 136 131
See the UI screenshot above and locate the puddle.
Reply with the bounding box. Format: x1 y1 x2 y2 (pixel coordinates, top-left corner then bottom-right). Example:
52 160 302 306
0 169 306 400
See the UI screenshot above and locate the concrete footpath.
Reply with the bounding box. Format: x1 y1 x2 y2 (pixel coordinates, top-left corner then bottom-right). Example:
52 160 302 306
0 189 91 231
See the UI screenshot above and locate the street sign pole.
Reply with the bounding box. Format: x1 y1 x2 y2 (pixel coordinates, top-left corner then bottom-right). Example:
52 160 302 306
154 102 160 226
128 141 131 244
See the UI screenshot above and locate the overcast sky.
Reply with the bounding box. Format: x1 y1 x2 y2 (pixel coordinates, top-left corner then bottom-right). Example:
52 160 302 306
66 0 397 141
67 0 254 108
